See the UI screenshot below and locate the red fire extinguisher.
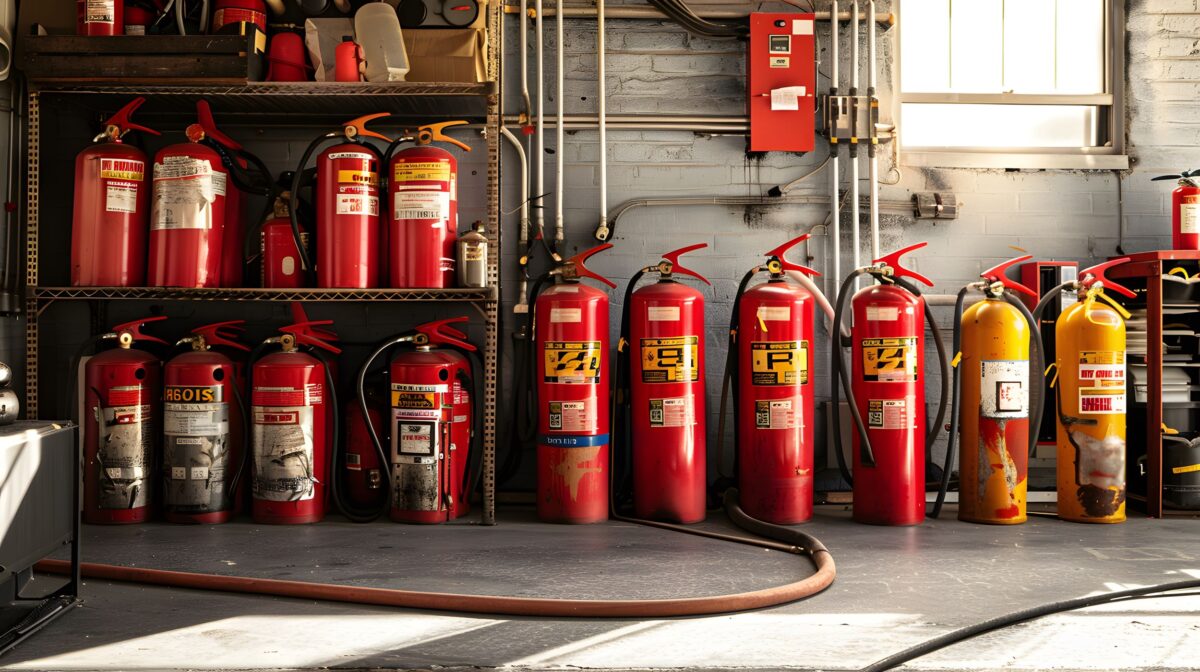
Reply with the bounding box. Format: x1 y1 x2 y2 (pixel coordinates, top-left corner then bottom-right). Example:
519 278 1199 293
342 385 388 512
162 320 250 524
291 113 391 289
78 0 124 35
831 242 951 526
260 172 311 288
250 319 341 524
347 317 480 523
722 235 824 525
613 243 709 524
82 317 167 524
72 97 159 287
385 121 471 289
1153 170 1200 251
532 245 616 524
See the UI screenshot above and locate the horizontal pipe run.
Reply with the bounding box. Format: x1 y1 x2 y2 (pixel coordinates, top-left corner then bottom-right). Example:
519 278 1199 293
505 5 894 24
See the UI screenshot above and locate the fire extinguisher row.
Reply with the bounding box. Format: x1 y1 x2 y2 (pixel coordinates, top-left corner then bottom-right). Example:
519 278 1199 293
72 99 488 291
78 311 483 526
519 238 1135 528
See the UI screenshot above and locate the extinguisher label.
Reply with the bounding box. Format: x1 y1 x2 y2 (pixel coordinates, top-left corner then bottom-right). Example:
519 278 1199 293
337 169 378 187
463 242 486 262
1078 351 1125 388
252 406 317 502
105 183 139 214
640 336 700 383
391 383 448 410
213 8 266 30
866 306 900 322
1182 197 1200 234
1078 387 1127 415
346 453 362 470
86 0 115 23
96 404 154 510
393 190 450 221
550 308 582 323
100 158 144 181
861 337 918 382
393 418 439 469
152 157 217 230
751 341 808 386
548 400 595 432
394 160 452 183
756 306 791 322
867 398 914 430
649 396 695 428
335 188 379 217
543 341 602 384
163 391 231 509
647 306 680 322
980 360 1028 419
754 398 800 430
328 152 375 162
165 385 223 403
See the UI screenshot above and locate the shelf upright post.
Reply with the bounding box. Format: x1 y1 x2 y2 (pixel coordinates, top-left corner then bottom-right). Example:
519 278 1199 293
24 90 39 420
482 0 502 525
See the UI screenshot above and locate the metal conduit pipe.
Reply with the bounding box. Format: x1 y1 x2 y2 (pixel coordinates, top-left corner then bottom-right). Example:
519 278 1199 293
504 5 894 24
501 126 531 310
535 0 548 257
554 0 565 249
597 0 608 239
830 0 841 300
519 0 531 118
868 0 880 261
849 0 861 287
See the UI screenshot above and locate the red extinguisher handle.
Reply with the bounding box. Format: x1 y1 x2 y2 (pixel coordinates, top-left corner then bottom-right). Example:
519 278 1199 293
763 234 820 276
660 242 711 285
416 317 478 352
191 320 251 352
873 242 934 287
103 97 160 138
980 254 1038 299
195 100 243 152
111 316 169 345
565 244 618 288
289 304 339 342
281 321 343 355
1080 258 1137 298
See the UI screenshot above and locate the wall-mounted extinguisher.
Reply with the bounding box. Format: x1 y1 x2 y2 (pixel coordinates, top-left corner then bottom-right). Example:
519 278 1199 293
613 243 709 524
249 318 341 524
1034 259 1133 524
78 0 123 35
384 121 471 289
831 242 951 526
73 97 159 287
532 245 616 524
943 256 1043 525
82 317 167 524
162 320 250 524
1152 170 1200 251
291 113 391 289
718 235 824 525
347 317 481 523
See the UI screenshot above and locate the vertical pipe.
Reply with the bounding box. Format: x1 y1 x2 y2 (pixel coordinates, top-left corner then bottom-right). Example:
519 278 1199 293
554 0 565 248
535 0 547 257
830 0 841 300
868 0 879 260
520 0 531 119
598 0 608 237
850 0 861 282
502 127 531 311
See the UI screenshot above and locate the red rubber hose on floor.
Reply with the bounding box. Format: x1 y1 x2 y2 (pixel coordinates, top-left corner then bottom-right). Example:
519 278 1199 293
36 490 835 618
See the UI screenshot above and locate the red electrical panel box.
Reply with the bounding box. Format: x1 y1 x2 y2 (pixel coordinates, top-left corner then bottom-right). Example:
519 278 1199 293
747 13 816 153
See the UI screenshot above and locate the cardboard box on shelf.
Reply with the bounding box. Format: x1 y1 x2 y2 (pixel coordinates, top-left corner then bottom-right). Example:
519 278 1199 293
404 28 487 83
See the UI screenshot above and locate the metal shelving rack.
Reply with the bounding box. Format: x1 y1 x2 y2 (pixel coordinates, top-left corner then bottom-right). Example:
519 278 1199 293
22 3 503 524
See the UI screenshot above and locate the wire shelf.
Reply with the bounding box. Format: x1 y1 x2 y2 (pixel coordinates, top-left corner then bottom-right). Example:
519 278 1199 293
34 286 497 303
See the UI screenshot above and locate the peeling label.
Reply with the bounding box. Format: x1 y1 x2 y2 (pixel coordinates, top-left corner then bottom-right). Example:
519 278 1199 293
981 360 1028 418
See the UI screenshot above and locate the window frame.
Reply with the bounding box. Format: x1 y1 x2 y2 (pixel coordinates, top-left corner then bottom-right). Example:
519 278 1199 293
896 0 1128 170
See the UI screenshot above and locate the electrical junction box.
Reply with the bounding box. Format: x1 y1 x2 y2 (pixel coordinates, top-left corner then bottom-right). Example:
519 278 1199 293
747 12 816 153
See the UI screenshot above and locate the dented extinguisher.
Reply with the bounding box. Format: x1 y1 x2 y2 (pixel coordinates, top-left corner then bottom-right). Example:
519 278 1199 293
82 317 167 524
831 242 951 526
249 319 341 524
162 320 250 524
347 317 481 523
943 256 1044 525
1035 258 1134 524
72 97 159 287
290 113 390 289
383 120 471 289
613 243 710 525
1153 170 1200 251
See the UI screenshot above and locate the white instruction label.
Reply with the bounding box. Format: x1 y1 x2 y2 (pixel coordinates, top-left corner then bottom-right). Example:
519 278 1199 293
981 360 1028 419
793 19 814 35
755 398 801 430
336 193 379 216
1079 388 1126 415
649 396 695 428
86 0 115 23
548 400 594 432
393 190 450 221
770 86 806 111
756 305 791 322
1182 201 1200 234
867 398 914 430
866 305 899 321
106 183 139 213
550 308 582 323
152 156 217 230
647 306 680 322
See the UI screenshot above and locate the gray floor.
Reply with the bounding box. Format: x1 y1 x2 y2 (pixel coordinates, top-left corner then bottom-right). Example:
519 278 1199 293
4 505 1200 671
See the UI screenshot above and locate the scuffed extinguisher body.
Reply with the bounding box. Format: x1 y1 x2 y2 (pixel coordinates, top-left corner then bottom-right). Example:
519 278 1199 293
850 283 926 526
147 143 227 288
389 349 465 523
630 281 707 524
536 283 611 524
737 279 815 524
162 350 241 524
1055 300 1127 523
83 348 162 524
317 143 380 289
389 146 458 288
1172 184 1200 251
958 298 1030 525
72 142 149 287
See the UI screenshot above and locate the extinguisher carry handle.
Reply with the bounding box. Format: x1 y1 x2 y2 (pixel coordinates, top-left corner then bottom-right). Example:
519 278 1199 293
565 244 618 288
1080 257 1137 298
873 241 934 287
661 242 712 285
195 100 243 152
344 112 393 142
416 317 478 352
104 97 160 138
763 234 821 276
111 316 169 345
281 321 343 355
191 320 251 352
1152 169 1200 181
289 304 338 342
417 120 472 152
980 254 1038 299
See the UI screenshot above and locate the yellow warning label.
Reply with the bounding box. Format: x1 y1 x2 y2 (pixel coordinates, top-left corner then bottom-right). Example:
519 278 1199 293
751 340 808 386
862 337 918 383
1172 463 1200 475
392 391 437 409
99 158 144 181
394 160 452 183
338 170 378 187
543 341 602 383
640 336 699 384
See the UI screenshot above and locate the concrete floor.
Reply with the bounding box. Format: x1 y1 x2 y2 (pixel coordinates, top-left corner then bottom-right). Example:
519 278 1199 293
3 505 1200 671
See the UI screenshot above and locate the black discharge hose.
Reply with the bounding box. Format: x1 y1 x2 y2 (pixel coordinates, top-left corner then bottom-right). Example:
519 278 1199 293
859 578 1200 672
1005 292 1045 461
715 266 760 481
314 349 348 521
289 133 336 278
501 271 553 486
830 269 875 486
1032 281 1076 457
226 381 249 512
339 339 402 523
933 285 971 520
456 347 486 502
612 268 649 505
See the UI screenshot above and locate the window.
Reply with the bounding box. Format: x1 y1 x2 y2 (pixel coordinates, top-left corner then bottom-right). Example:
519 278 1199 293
898 0 1127 169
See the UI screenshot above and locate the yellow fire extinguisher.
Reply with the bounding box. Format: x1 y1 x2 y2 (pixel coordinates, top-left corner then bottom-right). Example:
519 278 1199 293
1036 258 1133 524
943 255 1043 525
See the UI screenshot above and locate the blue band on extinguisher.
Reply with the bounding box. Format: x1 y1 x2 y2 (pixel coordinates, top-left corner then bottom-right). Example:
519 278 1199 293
538 433 610 448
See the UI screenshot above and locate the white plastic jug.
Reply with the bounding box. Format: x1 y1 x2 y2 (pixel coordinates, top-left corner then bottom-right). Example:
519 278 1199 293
354 2 409 82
